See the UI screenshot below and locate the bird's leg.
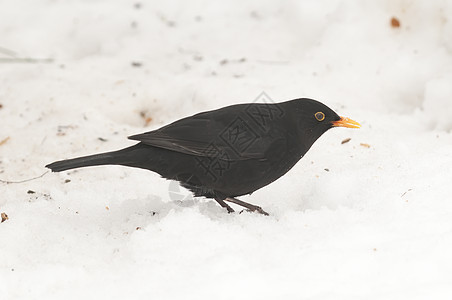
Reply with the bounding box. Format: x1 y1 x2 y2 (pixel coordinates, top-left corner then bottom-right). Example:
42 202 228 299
214 197 235 213
224 197 269 216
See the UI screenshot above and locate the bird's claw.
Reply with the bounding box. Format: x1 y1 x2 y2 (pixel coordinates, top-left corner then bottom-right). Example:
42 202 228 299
239 207 269 216
255 206 269 216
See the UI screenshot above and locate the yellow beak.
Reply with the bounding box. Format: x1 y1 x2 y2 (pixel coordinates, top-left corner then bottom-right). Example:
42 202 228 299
332 116 361 129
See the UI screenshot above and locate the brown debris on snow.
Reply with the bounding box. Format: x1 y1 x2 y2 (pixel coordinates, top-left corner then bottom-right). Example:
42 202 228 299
1 212 8 223
341 138 351 144
390 17 400 28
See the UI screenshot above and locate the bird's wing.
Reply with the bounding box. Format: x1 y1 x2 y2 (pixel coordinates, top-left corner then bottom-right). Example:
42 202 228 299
128 109 285 161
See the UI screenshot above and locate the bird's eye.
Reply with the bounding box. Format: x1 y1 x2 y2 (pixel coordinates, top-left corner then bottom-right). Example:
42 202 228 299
315 112 325 121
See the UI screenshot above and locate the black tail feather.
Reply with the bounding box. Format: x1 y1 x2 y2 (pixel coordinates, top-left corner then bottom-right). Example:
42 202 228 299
45 144 146 172
46 152 119 172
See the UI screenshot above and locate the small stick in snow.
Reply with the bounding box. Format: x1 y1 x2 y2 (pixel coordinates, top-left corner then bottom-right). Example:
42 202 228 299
401 189 413 197
0 171 49 185
0 57 53 64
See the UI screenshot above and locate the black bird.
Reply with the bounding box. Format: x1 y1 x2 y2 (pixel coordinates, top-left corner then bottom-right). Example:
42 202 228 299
46 98 360 215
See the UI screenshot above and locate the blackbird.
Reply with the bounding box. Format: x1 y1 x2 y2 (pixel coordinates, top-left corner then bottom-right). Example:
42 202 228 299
46 98 360 215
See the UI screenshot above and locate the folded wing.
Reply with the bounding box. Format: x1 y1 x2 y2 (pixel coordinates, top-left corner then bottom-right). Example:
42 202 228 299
129 108 285 161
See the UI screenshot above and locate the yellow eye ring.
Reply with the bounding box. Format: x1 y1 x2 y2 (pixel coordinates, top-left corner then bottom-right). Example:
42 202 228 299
315 112 325 121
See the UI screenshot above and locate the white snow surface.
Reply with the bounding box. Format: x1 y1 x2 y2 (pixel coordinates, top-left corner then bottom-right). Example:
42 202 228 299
1 0 452 299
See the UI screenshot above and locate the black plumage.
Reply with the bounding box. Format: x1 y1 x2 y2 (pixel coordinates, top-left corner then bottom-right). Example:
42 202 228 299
46 98 360 215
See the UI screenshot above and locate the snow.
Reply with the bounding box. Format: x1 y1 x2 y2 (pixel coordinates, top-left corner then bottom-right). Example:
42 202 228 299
1 0 452 299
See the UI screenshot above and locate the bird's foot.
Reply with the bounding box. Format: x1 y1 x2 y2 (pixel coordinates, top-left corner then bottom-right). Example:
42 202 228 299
224 197 269 216
225 206 235 213
214 197 235 213
239 207 269 216
253 206 269 216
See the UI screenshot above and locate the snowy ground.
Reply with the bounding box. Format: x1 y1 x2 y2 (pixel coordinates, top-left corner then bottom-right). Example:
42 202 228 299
1 0 452 299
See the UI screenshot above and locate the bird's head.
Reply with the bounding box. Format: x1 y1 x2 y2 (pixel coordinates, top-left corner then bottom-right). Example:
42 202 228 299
292 98 360 148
